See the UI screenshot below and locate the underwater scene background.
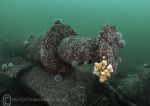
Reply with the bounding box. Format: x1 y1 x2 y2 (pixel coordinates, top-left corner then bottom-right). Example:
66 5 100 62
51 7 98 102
0 0 150 74
0 0 150 106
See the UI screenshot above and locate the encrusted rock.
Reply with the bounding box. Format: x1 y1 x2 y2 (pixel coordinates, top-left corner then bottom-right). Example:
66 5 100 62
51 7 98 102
26 21 124 75
117 68 150 106
16 65 99 106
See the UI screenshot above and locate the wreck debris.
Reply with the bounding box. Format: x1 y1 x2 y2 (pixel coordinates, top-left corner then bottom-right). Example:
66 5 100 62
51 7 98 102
26 20 125 75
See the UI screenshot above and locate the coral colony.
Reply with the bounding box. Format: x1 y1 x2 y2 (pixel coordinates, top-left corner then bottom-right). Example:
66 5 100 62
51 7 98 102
93 56 113 82
26 20 125 76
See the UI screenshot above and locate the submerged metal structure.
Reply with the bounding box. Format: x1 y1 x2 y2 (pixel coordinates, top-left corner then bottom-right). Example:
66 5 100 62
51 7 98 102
0 20 129 106
26 20 125 74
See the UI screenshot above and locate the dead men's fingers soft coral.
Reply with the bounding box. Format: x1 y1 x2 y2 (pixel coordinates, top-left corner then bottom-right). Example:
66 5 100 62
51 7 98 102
93 56 114 83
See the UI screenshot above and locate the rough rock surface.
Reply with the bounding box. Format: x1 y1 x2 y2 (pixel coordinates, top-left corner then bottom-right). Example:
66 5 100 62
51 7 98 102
27 21 124 75
5 63 33 78
117 68 150 106
17 65 99 106
3 59 104 106
26 20 77 74
0 21 127 106
0 57 33 72
98 24 122 71
57 24 123 72
2 57 131 106
57 37 99 65
0 57 47 106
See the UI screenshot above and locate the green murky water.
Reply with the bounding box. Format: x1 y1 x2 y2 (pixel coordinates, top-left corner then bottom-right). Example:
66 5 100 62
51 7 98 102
1 0 150 69
0 0 150 105
0 0 149 75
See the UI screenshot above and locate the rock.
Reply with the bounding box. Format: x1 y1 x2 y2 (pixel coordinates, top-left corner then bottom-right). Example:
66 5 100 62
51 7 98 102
5 63 33 78
0 73 24 106
117 68 150 106
26 22 125 75
1 58 48 106
4 62 103 106
0 57 29 66
18 65 98 106
0 21 126 106
26 21 77 74
117 75 139 99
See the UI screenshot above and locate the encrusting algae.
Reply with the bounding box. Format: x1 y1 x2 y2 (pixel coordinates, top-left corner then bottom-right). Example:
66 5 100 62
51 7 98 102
93 56 113 82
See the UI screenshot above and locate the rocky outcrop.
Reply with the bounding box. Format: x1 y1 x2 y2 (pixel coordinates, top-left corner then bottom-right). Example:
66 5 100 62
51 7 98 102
117 68 150 106
1 57 102 106
26 21 125 75
0 21 127 106
18 65 98 106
